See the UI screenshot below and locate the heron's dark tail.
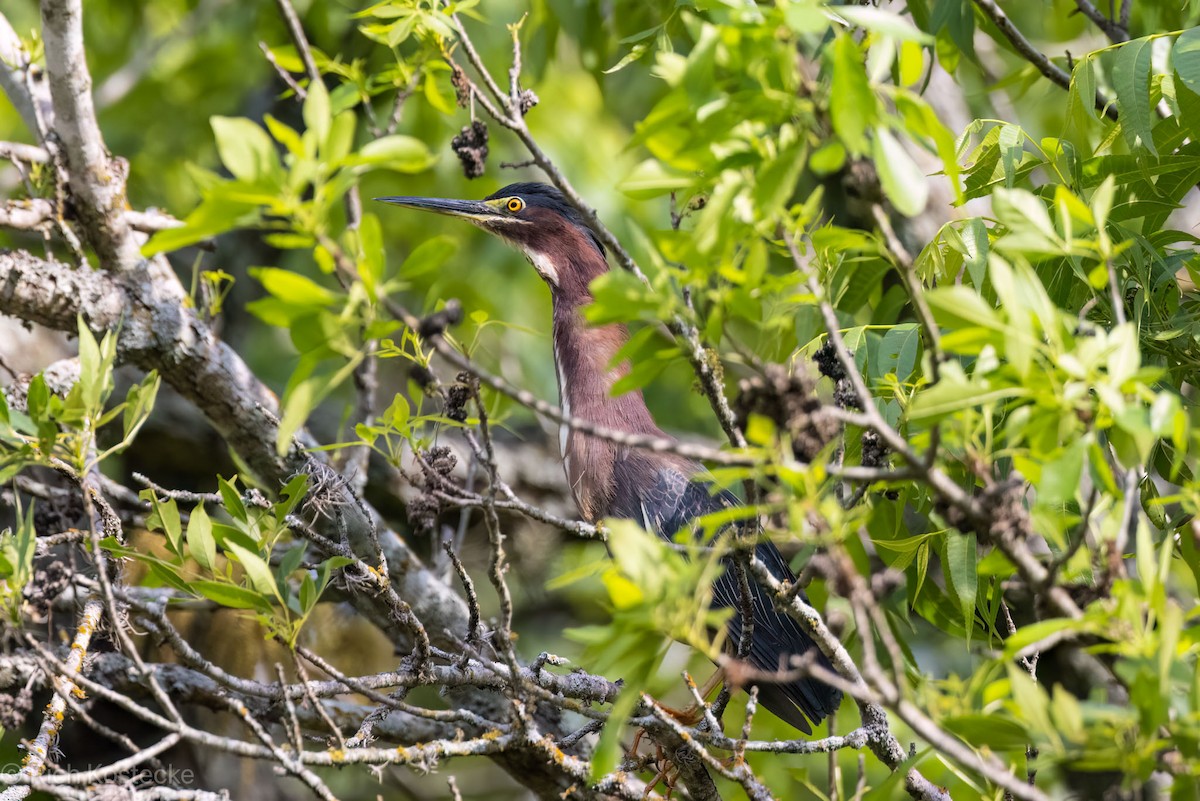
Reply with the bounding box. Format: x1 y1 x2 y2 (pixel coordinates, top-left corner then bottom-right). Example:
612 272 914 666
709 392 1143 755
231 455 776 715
748 649 843 735
715 540 844 734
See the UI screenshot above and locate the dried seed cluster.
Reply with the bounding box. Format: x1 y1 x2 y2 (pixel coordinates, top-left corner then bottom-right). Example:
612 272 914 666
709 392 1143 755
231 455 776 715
0 686 32 730
860 429 888 468
937 477 1031 545
24 559 70 617
735 364 838 462
407 446 458 535
451 120 489 179
812 341 844 381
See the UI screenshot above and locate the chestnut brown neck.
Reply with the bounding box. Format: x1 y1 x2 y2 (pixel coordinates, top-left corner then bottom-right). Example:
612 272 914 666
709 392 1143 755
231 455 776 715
550 288 664 521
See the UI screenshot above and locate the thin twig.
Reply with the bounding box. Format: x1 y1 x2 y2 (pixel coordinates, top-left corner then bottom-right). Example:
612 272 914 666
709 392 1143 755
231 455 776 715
971 0 1118 121
1073 0 1130 42
272 0 320 86
442 541 482 645
0 141 49 163
290 652 346 749
259 40 307 98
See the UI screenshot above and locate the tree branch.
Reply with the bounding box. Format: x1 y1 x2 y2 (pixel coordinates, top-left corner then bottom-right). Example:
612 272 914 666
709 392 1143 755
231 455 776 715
0 198 181 233
1073 0 1130 43
0 600 103 801
970 0 1118 121
39 0 143 269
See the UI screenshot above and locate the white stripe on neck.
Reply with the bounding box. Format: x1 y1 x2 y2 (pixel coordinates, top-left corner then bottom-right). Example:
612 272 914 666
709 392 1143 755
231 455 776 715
554 346 570 463
525 249 559 285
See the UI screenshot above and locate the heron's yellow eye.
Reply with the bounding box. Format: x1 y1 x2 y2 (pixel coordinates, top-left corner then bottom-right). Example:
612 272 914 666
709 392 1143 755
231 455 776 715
506 197 525 213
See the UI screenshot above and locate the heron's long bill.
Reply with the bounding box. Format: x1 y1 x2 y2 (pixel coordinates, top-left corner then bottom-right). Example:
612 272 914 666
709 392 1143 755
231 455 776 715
374 196 499 222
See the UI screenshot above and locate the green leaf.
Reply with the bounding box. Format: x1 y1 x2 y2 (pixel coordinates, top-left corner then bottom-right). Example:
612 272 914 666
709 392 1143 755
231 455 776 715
327 111 357 164
299 574 317 613
755 140 806 214
1039 439 1086 506
783 2 827 33
226 542 282 602
187 504 217 572
76 320 102 413
264 113 304 157
159 497 183 557
122 372 160 444
809 141 846 175
830 34 878 154
943 532 977 645
617 159 694 199
303 79 331 154
1173 27 1200 96
1071 56 1100 122
279 543 307 577
997 124 1023 188
952 217 989 287
5 504 37 586
357 213 385 294
877 324 920 382
1113 37 1156 156
992 187 1059 251
145 560 196 595
192 579 273 612
604 41 652 74
210 117 281 183
25 374 48 422
1049 684 1085 743
275 473 309 521
217 476 247 523
1002 617 1087 657
400 235 458 277
141 194 261 256
829 6 933 43
908 377 1026 422
350 135 434 172
872 127 928 218
1091 173 1116 234
925 286 1001 331
251 267 338 307
277 354 363 455
944 714 1029 751
914 540 929 597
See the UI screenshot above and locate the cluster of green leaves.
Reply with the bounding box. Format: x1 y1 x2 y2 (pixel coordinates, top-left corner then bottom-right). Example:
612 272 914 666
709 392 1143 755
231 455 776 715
928 522 1200 789
552 518 733 778
0 502 36 625
0 320 151 623
143 80 433 257
842 26 1200 793
0 328 348 649
0 319 159 481
576 4 963 405
107 474 351 646
142 79 440 453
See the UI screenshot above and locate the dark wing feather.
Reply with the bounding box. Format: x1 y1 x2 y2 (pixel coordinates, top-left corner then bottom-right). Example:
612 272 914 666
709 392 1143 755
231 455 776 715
610 455 843 733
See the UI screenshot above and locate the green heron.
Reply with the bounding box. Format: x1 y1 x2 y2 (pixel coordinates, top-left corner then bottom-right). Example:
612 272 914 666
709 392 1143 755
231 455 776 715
377 182 842 733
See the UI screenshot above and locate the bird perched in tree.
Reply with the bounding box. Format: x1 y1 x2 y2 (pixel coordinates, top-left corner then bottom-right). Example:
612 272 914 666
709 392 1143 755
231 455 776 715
377 182 842 733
